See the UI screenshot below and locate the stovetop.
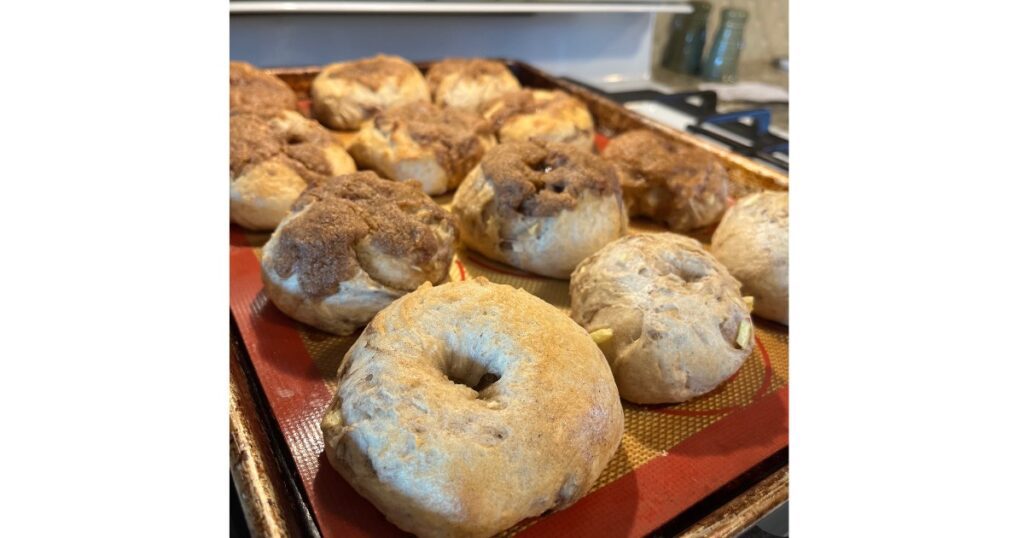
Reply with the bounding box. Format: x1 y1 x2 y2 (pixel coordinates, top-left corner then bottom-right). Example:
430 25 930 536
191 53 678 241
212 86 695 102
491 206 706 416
570 80 790 172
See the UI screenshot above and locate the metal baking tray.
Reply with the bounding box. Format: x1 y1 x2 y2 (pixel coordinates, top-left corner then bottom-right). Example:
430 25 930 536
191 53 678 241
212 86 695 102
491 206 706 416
230 59 789 538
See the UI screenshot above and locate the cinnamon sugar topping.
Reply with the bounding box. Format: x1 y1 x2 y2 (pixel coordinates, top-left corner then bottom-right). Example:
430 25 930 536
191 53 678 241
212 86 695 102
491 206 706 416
481 141 621 217
484 89 583 130
271 172 456 297
603 129 729 229
325 55 420 91
426 58 512 91
229 61 297 115
230 112 335 185
374 102 490 178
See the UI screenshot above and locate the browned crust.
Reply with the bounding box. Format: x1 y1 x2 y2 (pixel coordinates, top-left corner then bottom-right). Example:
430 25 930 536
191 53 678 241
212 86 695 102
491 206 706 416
425 58 513 92
323 54 421 91
271 172 455 297
230 112 334 185
603 129 729 228
230 61 298 116
481 141 621 217
373 101 490 178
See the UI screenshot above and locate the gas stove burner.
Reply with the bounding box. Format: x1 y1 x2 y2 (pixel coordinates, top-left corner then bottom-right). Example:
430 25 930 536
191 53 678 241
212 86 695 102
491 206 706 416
568 82 789 172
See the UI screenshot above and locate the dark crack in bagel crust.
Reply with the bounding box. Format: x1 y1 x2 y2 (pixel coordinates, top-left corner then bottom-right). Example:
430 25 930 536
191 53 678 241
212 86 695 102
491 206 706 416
230 112 336 185
603 129 730 231
481 141 621 217
270 172 456 297
372 102 491 179
229 61 297 115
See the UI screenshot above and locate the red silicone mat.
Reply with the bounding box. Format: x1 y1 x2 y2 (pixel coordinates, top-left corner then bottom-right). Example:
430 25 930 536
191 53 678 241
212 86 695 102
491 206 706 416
229 226 788 538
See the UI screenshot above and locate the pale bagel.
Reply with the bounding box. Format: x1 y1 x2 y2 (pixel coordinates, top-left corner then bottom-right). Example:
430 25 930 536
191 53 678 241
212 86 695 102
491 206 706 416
710 191 789 324
570 233 754 404
321 278 624 538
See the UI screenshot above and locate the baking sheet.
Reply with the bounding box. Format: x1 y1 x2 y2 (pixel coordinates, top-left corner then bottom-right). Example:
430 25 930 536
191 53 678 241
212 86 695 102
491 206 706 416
229 61 789 537
229 228 788 538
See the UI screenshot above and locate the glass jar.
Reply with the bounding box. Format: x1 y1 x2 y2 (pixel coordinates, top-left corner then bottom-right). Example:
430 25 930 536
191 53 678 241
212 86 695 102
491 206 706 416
701 8 749 83
660 2 712 75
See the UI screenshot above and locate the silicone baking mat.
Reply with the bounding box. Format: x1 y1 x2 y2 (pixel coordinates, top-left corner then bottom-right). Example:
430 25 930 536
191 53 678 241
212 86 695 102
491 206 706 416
229 210 788 537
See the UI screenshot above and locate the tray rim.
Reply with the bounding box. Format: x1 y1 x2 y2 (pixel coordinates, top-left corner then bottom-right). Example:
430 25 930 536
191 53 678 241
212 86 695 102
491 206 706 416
231 57 789 537
230 319 319 538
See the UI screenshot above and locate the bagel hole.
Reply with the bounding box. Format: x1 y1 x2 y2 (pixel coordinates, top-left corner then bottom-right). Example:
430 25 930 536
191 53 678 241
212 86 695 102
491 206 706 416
474 372 500 392
443 359 502 400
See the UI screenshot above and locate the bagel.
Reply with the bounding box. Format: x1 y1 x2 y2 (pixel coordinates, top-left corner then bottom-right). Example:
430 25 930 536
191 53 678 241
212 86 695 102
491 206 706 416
311 55 430 130
710 191 789 324
602 129 730 232
229 61 298 116
451 141 628 278
426 58 521 111
482 89 595 150
230 110 356 230
321 278 624 538
347 101 495 195
260 171 456 335
570 233 754 404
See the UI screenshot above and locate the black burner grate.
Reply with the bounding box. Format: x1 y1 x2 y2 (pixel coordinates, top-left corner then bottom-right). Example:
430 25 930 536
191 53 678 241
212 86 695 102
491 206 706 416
567 82 789 171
